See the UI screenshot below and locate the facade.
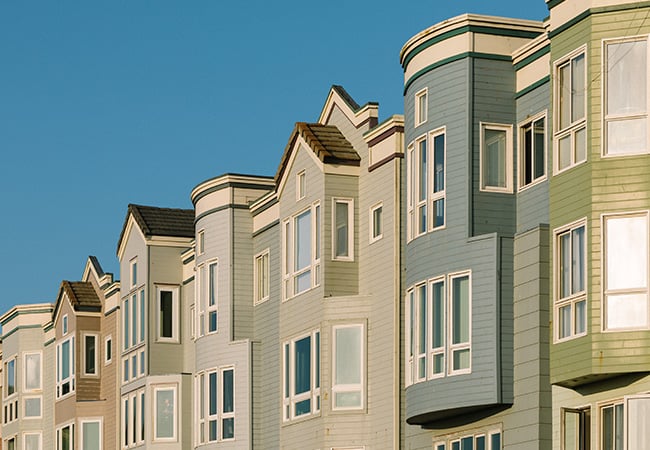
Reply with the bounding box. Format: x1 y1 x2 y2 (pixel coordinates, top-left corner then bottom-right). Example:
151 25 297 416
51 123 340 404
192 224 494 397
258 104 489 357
2 1 650 448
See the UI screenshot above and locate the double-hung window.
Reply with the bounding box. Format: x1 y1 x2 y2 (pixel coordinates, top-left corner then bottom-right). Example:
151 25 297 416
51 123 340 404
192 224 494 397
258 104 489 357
254 250 270 305
156 285 179 341
555 47 587 172
332 324 364 410
603 212 649 331
195 260 219 336
519 113 546 189
24 352 42 419
56 337 75 399
600 396 650 450
333 198 354 260
481 123 513 192
282 203 321 300
431 130 445 230
555 221 587 340
604 37 649 156
449 273 471 374
282 330 320 421
195 367 235 444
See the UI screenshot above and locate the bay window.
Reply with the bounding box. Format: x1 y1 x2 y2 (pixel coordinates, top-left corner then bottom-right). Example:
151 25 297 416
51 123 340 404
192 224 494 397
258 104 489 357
283 330 320 421
282 203 321 300
56 337 75 399
195 367 235 444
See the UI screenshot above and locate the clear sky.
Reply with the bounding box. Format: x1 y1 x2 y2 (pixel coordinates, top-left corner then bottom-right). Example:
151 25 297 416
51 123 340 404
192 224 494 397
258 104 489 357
0 1 549 314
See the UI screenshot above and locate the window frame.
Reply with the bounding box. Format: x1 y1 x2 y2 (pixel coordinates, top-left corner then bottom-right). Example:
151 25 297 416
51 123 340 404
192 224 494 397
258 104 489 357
79 418 102 450
480 122 514 193
155 285 180 342
83 333 99 377
23 351 42 393
282 202 321 301
448 271 472 376
23 395 42 419
561 406 590 450
22 431 42 450
369 202 383 244
130 258 138 288
5 356 16 399
254 249 270 305
602 35 650 158
554 219 588 342
197 229 205 256
331 323 365 411
282 329 321 422
601 211 650 332
296 170 306 201
429 128 446 231
554 45 588 174
153 385 177 442
56 423 74 450
105 335 112 365
518 111 547 191
415 87 428 127
122 389 145 448
332 197 354 261
56 336 75 400
207 260 219 333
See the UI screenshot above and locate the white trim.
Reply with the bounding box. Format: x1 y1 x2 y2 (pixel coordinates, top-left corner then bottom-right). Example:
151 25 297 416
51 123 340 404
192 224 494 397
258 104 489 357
82 333 99 377
254 249 271 305
22 431 42 450
79 418 102 450
415 87 428 127
282 329 321 422
104 335 112 365
155 285 180 342
517 110 548 192
369 202 383 244
332 323 365 411
153 385 178 442
22 395 42 419
479 122 514 193
296 170 306 201
428 276 446 380
22 351 42 392
447 271 472 376
332 198 354 261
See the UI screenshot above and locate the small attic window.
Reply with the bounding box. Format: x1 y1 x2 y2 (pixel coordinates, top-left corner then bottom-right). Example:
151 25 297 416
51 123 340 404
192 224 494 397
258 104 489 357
296 170 306 201
130 259 138 288
62 315 68 335
197 230 205 255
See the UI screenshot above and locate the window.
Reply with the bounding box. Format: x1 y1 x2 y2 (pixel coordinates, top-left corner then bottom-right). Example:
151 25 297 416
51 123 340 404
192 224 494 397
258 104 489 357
198 229 205 255
481 123 513 192
519 113 546 189
603 213 649 330
555 48 587 172
406 272 471 385
195 369 236 444
415 88 427 126
297 170 306 200
601 402 624 450
254 250 270 305
24 396 41 418
283 330 320 421
282 203 321 300
81 420 101 450
154 386 177 441
4 357 16 397
122 389 145 448
604 37 649 156
105 336 112 364
208 262 218 333
442 430 501 450
84 334 98 376
190 305 196 339
197 261 218 335
333 198 354 260
62 315 68 335
407 128 446 240
140 289 145 342
130 258 137 288
24 352 41 392
124 296 129 350
56 424 74 450
370 203 383 243
6 437 15 450
563 407 590 450
56 337 75 399
157 285 179 341
332 324 364 410
555 220 587 341
24 432 41 450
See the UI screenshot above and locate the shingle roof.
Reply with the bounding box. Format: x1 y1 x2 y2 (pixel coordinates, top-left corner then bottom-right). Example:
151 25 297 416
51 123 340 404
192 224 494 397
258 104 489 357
117 204 195 254
51 281 102 321
275 122 360 183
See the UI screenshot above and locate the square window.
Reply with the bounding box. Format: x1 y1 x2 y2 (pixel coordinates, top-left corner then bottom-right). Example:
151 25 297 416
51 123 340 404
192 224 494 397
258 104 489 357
24 397 41 418
480 123 513 192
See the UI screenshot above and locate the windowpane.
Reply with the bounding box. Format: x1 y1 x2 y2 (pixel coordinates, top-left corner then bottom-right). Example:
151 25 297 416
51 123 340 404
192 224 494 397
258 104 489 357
140 290 145 342
575 127 586 163
606 293 648 329
24 434 40 450
209 262 217 306
124 298 129 349
453 349 470 370
209 311 218 333
608 118 647 155
452 276 470 344
160 291 173 338
335 392 362 408
83 422 100 450
25 354 41 390
223 417 234 439
607 40 646 116
559 304 572 339
62 426 71 450
572 54 585 123
294 337 311 395
85 336 96 375
62 341 70 380
209 372 217 416
491 433 502 450
315 205 321 261
559 135 572 170
132 293 137 347
372 206 382 238
606 215 647 290
156 389 175 439
335 327 361 385
434 199 444 228
534 118 545 179
560 63 571 129
434 133 444 193
432 281 444 348
575 300 586 335
484 128 506 188
461 436 473 450
25 397 41 417
475 436 485 450
295 210 312 271
335 201 349 257
419 139 427 202
571 226 585 294
627 397 650 448
223 369 234 413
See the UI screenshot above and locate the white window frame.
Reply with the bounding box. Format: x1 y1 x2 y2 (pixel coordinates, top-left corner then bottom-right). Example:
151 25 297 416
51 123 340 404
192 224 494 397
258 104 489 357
518 111 547 191
79 418 102 450
23 351 42 392
122 389 145 448
130 258 138 288
332 323 365 411
448 271 471 376
4 436 16 450
254 249 270 305
296 170 306 201
153 385 177 442
83 333 99 377
282 202 321 300
56 336 75 400
104 335 112 365
282 329 321 422
480 122 514 193
197 229 205 255
206 260 219 334
62 314 68 335
5 356 16 398
414 136 428 237
429 128 446 231
554 219 588 342
602 36 650 158
407 142 415 241
22 431 42 450
554 45 588 174
190 305 196 340
332 198 354 261
156 285 179 342
23 395 42 419
369 202 383 244
429 276 446 379
197 264 206 337
415 87 428 127
221 367 235 440
601 211 650 332
56 423 74 450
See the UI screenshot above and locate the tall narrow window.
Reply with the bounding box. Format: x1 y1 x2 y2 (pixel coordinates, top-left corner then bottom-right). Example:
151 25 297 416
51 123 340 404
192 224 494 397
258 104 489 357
601 403 624 450
555 49 587 171
605 38 648 156
282 330 320 421
603 213 649 330
105 336 112 364
431 130 445 229
222 368 235 439
282 203 321 300
24 353 41 391
370 203 383 243
208 372 218 441
157 286 179 341
198 230 205 255
140 289 145 343
430 279 445 377
297 170 306 200
295 209 312 293
57 424 74 450
131 293 137 347
481 123 513 192
198 264 206 336
130 259 137 288
208 261 218 333
124 297 129 350
254 250 270 305
62 315 68 335
333 198 353 260
555 221 587 340
332 324 364 410
56 337 75 398
520 114 546 188
5 358 15 396
407 144 415 241
155 387 176 440
84 335 97 376
417 138 427 234
450 273 471 373
563 407 590 450
81 421 101 450
415 88 427 126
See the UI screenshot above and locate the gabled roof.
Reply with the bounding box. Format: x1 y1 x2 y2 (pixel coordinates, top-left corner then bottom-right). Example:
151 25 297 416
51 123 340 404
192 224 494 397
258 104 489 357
117 204 195 255
53 281 102 321
275 122 360 183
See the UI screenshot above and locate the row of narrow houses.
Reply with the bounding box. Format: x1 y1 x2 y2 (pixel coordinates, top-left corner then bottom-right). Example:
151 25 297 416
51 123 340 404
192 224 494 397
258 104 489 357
2 0 650 448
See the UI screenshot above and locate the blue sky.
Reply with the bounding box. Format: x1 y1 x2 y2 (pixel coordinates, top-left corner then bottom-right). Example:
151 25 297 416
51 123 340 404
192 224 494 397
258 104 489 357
0 1 549 313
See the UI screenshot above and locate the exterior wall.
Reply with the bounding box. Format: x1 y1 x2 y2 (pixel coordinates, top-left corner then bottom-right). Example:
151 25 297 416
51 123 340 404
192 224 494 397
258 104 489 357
101 308 118 450
54 298 78 428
